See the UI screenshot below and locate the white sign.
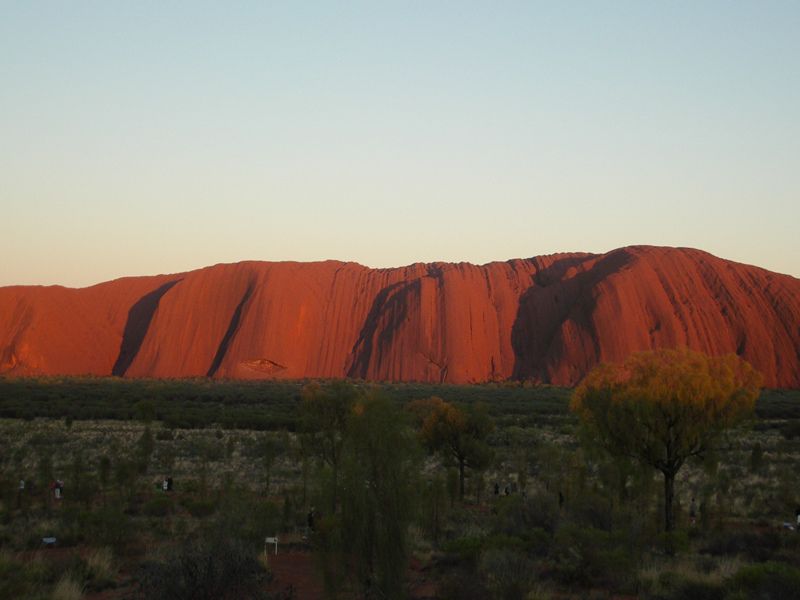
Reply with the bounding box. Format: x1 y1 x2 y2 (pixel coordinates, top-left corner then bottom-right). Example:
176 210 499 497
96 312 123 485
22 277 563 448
265 536 278 555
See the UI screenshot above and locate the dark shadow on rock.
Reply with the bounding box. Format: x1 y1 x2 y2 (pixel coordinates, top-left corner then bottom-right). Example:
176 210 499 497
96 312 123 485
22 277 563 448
207 282 255 377
346 281 413 379
511 249 635 382
112 280 181 376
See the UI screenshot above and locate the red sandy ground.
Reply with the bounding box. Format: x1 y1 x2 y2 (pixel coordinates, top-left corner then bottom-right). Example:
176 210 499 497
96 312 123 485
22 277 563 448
266 550 324 599
265 550 438 600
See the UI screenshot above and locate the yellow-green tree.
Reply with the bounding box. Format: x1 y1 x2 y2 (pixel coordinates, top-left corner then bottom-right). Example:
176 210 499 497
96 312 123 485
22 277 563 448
571 348 761 533
411 397 494 500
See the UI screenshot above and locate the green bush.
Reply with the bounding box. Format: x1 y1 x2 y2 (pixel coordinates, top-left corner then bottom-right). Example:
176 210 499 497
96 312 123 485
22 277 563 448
0 551 49 598
84 506 133 550
550 525 638 590
657 530 690 555
63 548 117 593
480 547 533 600
442 536 484 566
137 534 269 599
493 492 559 535
155 429 174 441
728 561 800 600
84 547 116 592
207 496 282 547
484 533 527 553
779 421 800 440
437 566 490 600
143 495 173 517
180 495 218 518
672 579 725 600
525 527 552 557
701 529 781 561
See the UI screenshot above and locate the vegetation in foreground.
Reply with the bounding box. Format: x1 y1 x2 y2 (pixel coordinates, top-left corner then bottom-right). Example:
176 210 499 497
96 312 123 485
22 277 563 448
1 361 800 599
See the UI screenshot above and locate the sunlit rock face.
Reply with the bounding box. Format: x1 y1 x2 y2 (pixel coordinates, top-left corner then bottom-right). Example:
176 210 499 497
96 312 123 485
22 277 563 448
1 246 799 387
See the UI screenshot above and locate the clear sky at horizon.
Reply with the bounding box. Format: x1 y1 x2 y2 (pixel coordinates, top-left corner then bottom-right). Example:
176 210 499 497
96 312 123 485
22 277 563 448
1 1 798 287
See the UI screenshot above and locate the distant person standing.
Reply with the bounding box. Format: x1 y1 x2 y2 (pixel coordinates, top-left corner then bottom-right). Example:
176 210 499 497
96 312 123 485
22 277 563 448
690 497 697 527
307 507 316 533
795 506 800 531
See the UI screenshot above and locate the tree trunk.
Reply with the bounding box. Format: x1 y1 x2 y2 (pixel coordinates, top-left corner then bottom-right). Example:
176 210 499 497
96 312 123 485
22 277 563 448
332 461 338 513
663 470 675 533
459 459 465 500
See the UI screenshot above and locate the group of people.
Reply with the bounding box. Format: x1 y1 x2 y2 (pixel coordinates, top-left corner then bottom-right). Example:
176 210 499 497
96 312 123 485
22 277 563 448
16 478 65 501
50 480 65 499
493 481 517 496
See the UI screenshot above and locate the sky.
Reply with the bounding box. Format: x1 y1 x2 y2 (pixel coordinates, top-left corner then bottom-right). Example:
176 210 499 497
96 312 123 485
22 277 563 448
1 1 798 287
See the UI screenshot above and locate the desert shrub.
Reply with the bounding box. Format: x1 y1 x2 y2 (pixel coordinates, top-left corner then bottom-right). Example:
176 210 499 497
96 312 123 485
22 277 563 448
83 547 116 591
701 529 781 561
489 495 557 558
657 530 690 556
727 561 800 599
484 533 527 554
84 505 133 551
0 550 50 598
180 495 217 518
642 576 725 600
437 566 490 600
696 554 718 574
135 427 155 474
243 501 282 544
526 583 554 600
748 442 765 474
161 413 190 429
136 534 269 600
493 492 559 536
549 525 638 590
566 488 615 531
479 547 533 600
442 535 484 566
419 474 448 544
155 429 173 441
58 548 116 594
210 496 282 548
525 527 552 557
143 495 173 517
179 478 202 494
54 506 93 547
779 421 800 440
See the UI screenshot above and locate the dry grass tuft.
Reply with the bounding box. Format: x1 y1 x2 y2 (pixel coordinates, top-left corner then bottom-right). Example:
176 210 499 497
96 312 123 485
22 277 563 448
51 574 84 600
85 546 114 582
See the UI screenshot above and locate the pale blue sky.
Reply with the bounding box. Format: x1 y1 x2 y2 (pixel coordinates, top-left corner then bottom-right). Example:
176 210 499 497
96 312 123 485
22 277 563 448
1 1 798 287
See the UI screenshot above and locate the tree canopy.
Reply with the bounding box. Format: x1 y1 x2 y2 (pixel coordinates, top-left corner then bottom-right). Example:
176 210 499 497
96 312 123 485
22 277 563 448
299 381 358 512
301 384 419 599
571 348 761 533
410 397 493 500
339 394 419 598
